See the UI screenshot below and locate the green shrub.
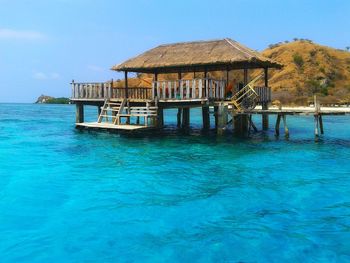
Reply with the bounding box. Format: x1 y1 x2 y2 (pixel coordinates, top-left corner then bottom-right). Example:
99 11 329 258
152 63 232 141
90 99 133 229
309 50 317 57
293 53 304 68
319 67 326 74
46 97 70 104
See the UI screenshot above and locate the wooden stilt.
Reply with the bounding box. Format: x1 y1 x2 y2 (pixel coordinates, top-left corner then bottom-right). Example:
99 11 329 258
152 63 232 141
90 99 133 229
275 114 281 136
202 106 210 130
214 106 218 128
234 114 248 135
97 105 102 116
158 107 164 128
217 103 228 135
282 115 289 137
314 114 319 137
319 115 324 134
182 108 190 128
262 102 269 130
249 115 258 132
177 108 182 127
76 103 84 123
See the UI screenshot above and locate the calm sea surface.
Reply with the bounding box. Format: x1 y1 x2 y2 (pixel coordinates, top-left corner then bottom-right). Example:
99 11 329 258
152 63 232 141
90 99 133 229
1 103 350 262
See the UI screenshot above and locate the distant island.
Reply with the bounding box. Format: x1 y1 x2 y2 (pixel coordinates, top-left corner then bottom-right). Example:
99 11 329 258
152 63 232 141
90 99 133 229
35 95 70 104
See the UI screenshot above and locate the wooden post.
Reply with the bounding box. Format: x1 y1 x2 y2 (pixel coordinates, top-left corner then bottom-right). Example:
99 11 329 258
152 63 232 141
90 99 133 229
125 71 128 99
217 103 228 135
71 80 75 98
75 103 84 123
275 114 281 136
282 115 289 137
262 67 269 130
234 114 248 135
264 68 268 87
154 73 158 98
158 107 164 128
214 106 218 128
97 105 102 117
314 114 319 137
204 69 207 97
202 106 210 130
319 115 324 134
177 108 182 128
262 103 269 130
244 69 248 85
182 108 190 129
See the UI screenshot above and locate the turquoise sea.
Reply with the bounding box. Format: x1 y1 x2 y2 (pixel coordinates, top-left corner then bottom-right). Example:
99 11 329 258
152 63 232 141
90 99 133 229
1 103 350 262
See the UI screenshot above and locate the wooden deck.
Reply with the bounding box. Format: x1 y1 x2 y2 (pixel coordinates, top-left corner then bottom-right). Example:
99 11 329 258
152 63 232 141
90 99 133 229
76 122 156 131
241 107 350 115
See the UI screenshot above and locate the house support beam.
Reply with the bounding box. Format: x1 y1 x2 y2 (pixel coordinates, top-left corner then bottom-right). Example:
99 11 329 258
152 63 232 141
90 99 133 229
217 103 228 135
75 103 84 123
158 107 164 128
234 114 248 135
202 106 210 130
177 108 182 127
262 67 269 130
275 114 289 137
182 108 190 129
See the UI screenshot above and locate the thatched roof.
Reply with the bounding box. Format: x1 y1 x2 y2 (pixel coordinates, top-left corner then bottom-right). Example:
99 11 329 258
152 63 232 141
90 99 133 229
112 38 283 73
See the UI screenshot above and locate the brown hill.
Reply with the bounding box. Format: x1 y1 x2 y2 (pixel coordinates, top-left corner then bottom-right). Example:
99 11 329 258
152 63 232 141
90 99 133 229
262 40 350 104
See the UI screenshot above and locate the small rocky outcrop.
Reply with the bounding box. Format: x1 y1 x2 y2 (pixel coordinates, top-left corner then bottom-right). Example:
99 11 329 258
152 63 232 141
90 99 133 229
35 95 54 103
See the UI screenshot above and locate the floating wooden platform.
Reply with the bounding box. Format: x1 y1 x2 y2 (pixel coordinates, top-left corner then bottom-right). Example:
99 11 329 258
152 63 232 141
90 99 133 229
76 122 156 131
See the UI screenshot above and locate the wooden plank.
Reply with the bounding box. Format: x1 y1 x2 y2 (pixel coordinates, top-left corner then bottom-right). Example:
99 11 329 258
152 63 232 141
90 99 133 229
198 79 202 98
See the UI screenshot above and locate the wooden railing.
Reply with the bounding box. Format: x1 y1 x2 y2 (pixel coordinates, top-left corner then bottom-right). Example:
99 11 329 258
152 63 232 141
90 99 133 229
111 87 152 100
254 86 271 104
71 82 152 100
152 78 226 100
71 82 113 99
71 79 226 101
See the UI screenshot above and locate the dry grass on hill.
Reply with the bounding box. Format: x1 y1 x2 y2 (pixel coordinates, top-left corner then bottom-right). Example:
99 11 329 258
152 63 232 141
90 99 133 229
262 40 350 104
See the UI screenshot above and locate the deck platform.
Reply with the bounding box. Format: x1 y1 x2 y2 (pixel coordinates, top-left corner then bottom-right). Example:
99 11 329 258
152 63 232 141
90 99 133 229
241 106 350 116
76 122 156 131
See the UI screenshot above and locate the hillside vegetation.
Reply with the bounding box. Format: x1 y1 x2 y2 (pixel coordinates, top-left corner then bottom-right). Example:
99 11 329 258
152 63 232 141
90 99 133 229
262 40 350 104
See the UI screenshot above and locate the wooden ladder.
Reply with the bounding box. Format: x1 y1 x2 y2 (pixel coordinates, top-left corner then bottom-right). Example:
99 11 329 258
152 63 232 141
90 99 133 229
97 99 126 123
230 74 262 111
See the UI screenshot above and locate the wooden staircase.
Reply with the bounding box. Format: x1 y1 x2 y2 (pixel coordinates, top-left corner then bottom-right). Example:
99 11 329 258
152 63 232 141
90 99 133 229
97 99 126 124
230 74 263 111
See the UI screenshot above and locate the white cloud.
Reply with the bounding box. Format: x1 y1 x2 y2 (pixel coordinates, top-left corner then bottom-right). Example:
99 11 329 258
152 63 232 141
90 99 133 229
33 72 48 80
88 65 105 72
0 28 45 40
33 71 60 80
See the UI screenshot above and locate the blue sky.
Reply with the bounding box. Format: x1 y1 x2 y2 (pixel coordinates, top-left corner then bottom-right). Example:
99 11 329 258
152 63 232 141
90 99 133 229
0 0 349 102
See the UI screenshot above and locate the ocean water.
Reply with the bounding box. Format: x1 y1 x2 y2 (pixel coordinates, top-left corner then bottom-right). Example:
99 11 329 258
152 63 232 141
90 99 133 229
1 103 350 263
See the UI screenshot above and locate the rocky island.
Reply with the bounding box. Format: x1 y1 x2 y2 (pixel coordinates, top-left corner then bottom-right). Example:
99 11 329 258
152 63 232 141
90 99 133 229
35 95 70 104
